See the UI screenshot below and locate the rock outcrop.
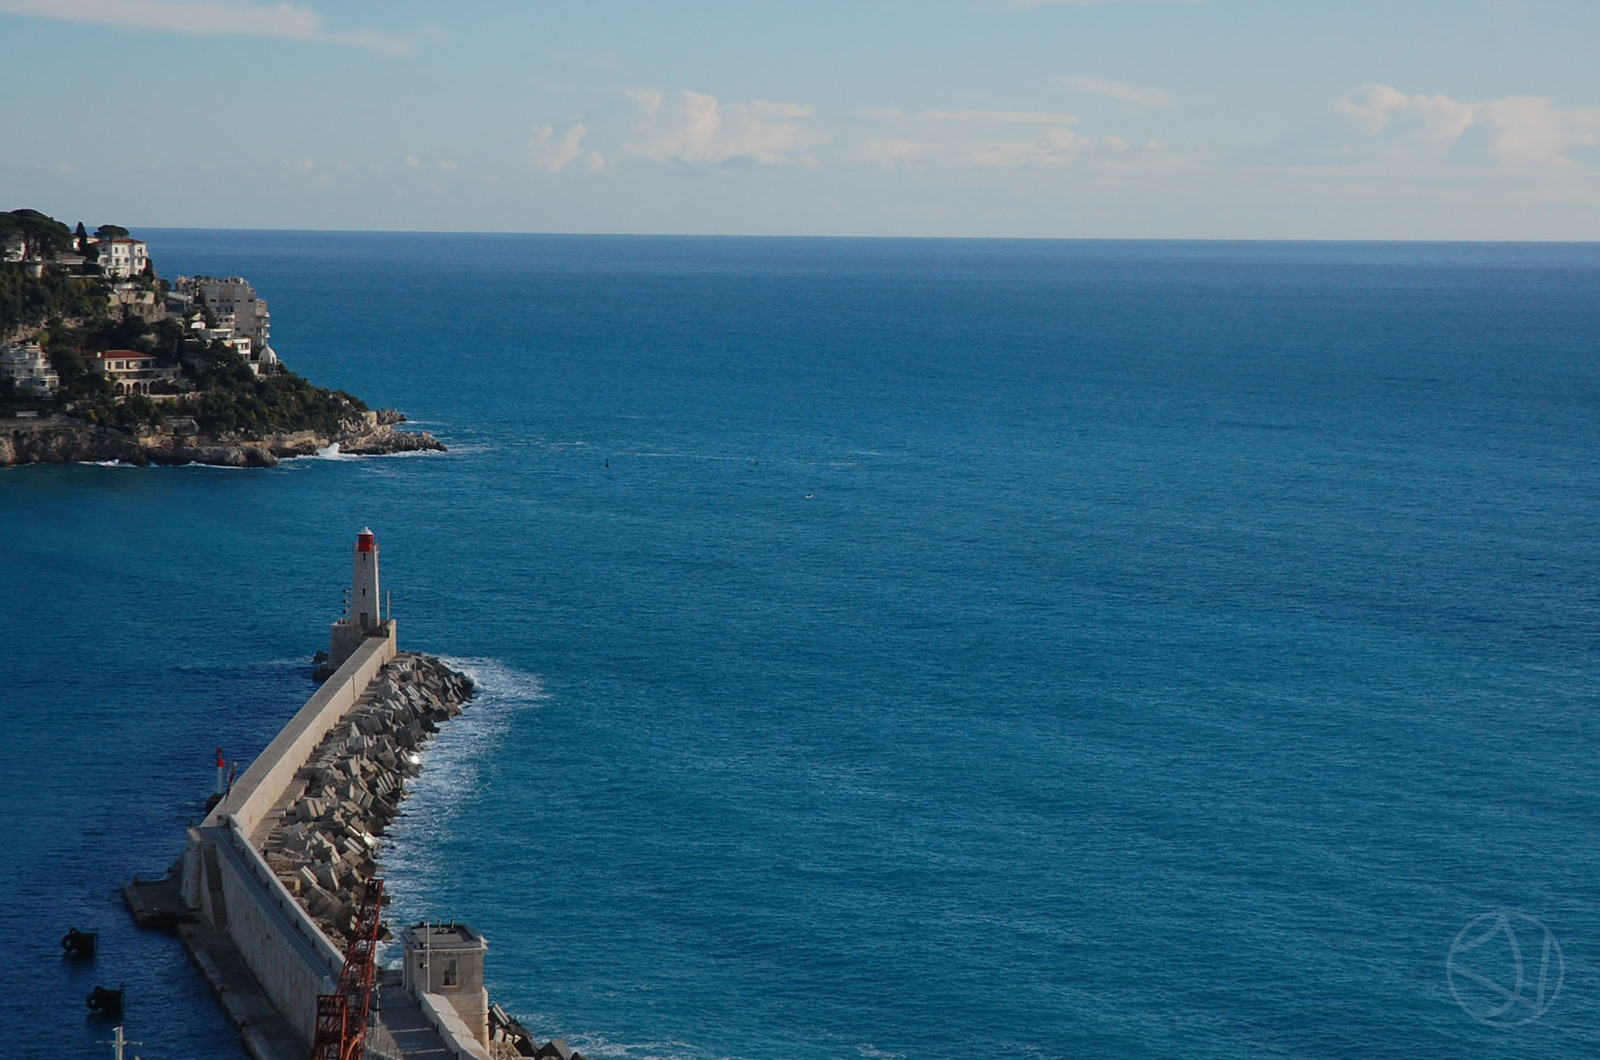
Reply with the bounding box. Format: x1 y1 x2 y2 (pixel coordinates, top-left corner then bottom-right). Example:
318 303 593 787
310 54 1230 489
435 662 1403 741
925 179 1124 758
0 408 443 468
258 653 473 941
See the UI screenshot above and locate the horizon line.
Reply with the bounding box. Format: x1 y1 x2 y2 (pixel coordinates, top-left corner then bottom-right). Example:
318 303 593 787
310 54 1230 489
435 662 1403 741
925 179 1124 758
123 226 1600 245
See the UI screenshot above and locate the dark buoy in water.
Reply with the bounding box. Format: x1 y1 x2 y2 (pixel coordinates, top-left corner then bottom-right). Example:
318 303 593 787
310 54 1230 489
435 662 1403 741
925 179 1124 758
86 985 124 1019
605 458 609 467
61 927 97 959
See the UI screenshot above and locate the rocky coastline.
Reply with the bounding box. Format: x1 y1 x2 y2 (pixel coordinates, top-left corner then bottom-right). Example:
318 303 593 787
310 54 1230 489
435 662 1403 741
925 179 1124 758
0 408 443 468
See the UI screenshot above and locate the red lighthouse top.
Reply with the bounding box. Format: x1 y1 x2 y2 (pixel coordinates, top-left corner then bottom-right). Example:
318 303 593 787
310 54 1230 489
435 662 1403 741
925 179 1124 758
357 528 376 553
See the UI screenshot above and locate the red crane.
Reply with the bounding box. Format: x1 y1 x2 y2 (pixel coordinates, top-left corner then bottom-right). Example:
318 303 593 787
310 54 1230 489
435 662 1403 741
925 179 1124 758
311 878 385 1060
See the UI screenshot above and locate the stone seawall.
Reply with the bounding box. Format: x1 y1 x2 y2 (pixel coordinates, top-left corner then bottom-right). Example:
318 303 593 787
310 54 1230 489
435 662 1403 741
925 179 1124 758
203 630 399 840
172 634 488 1059
179 631 399 1050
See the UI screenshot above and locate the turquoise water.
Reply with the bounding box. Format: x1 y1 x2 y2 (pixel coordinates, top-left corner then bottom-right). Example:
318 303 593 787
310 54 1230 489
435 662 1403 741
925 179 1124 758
2 235 1598 1059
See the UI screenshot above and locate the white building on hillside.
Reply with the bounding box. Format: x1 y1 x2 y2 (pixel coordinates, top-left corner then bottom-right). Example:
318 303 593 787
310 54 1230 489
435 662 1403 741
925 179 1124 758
97 238 149 279
176 276 272 347
170 275 280 373
0 343 59 398
91 349 180 395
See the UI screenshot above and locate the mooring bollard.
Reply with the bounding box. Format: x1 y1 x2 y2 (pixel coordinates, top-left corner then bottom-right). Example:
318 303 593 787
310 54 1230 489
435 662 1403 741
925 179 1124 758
86 985 124 1020
61 927 97 959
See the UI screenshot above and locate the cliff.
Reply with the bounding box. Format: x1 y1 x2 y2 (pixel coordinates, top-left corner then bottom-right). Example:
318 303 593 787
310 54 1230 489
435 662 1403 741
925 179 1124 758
0 411 444 468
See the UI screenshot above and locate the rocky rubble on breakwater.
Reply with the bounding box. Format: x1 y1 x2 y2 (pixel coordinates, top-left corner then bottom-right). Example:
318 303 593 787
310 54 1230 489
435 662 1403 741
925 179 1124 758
0 408 444 468
259 652 472 941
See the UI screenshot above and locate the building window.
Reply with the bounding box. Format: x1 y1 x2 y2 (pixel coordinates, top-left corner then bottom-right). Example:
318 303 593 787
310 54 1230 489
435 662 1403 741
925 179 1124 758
441 958 459 988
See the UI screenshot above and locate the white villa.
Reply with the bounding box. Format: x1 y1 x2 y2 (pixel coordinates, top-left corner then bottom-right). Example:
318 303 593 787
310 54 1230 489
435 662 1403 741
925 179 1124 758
91 349 180 395
0 343 59 398
96 238 149 279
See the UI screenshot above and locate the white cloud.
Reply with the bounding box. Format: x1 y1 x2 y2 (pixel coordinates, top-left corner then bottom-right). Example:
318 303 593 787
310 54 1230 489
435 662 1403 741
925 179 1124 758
623 96 1115 171
1327 84 1600 167
1009 0 1200 8
1010 0 1201 8
0 0 410 54
854 107 1173 171
398 153 459 174
920 109 1081 126
627 89 827 166
530 123 604 174
1054 74 1174 107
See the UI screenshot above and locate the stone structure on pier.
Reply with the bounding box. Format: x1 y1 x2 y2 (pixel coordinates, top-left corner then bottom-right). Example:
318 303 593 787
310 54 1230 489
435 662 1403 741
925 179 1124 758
401 922 492 1049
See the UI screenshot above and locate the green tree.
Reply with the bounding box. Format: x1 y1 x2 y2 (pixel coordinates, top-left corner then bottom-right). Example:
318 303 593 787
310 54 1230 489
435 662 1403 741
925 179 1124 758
111 393 161 431
0 264 105 334
0 209 74 258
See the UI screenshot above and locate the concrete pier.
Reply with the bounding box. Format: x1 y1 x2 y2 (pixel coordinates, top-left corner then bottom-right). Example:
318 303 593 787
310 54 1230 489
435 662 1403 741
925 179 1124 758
123 530 554 1060
143 624 497 1060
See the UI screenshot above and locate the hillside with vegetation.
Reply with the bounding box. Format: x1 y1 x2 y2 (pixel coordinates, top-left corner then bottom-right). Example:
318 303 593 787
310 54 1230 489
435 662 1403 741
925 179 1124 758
1 208 442 466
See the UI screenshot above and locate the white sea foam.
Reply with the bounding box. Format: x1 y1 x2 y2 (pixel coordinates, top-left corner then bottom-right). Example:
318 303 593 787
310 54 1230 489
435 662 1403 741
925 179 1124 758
281 441 465 462
499 1023 729 1060
378 657 548 939
384 445 462 457
74 459 257 470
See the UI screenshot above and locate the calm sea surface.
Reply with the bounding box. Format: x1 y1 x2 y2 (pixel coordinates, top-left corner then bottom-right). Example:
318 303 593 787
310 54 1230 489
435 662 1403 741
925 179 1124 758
2 235 1598 1059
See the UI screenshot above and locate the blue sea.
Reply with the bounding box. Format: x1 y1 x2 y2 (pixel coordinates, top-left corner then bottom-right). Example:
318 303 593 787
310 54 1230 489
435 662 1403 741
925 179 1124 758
3 235 1598 1060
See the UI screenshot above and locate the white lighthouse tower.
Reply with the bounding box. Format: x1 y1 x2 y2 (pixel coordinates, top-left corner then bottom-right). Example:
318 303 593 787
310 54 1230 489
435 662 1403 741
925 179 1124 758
322 527 393 677
351 526 380 632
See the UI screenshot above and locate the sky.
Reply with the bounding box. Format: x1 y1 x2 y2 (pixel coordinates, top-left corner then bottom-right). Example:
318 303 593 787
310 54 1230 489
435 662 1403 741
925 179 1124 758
4 0 1600 238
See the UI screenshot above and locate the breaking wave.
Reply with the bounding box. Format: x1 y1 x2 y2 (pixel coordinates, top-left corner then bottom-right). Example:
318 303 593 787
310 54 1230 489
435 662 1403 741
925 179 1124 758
376 658 547 946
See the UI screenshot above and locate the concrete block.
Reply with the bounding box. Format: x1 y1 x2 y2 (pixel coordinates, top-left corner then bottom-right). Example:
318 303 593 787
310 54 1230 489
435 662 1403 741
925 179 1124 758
305 884 338 918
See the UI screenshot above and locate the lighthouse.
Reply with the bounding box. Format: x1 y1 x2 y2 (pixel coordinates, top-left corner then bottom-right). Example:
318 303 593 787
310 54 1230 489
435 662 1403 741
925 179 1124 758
351 527 380 632
321 527 395 678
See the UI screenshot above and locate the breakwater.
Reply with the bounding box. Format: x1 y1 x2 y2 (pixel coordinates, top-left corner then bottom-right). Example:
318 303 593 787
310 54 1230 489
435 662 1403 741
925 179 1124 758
127 529 584 1060
155 630 504 1060
261 652 472 942
174 629 401 1054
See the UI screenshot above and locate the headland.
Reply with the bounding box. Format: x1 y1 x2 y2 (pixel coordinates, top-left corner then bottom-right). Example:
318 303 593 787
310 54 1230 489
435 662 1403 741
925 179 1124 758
1 208 443 468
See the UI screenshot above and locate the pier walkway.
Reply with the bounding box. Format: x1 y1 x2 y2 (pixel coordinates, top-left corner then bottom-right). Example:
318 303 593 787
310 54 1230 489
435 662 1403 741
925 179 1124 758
370 971 456 1060
180 923 306 1060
